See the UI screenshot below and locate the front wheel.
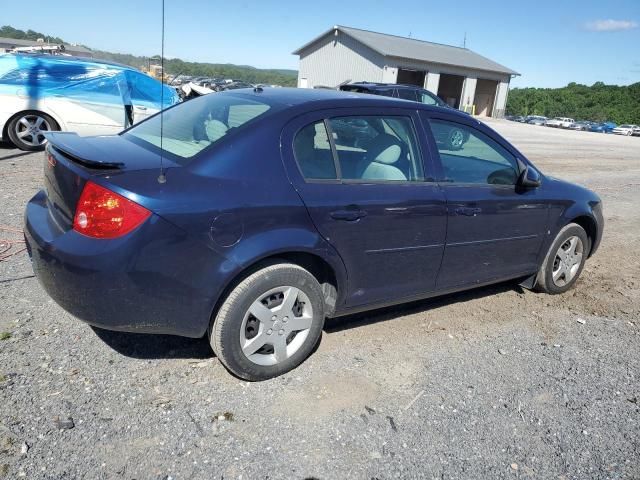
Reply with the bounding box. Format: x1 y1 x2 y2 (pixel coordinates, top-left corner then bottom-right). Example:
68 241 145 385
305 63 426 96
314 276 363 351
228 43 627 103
210 263 325 381
535 223 589 294
447 128 466 150
7 111 59 151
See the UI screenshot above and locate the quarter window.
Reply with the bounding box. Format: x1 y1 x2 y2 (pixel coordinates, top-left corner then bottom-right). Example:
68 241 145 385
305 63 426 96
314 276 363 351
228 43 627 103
293 121 337 180
418 91 438 106
429 119 519 185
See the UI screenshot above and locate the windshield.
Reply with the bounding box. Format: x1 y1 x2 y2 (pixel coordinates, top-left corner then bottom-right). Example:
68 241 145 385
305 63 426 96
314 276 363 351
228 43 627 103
125 93 271 161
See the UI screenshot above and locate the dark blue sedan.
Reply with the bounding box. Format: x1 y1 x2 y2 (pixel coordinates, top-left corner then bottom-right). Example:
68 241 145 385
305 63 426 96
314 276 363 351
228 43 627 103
24 88 604 380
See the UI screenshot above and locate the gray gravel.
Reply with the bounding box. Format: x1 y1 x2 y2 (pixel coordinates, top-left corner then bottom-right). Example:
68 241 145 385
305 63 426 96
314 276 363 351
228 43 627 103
0 122 639 479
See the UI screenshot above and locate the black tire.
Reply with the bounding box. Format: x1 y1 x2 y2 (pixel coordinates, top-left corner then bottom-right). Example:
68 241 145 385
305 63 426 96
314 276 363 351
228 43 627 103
210 263 325 381
535 223 589 294
7 111 59 151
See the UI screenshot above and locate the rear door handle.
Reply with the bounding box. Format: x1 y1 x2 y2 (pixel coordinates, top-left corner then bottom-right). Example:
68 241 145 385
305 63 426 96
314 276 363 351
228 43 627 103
455 207 482 216
330 209 367 221
133 105 147 111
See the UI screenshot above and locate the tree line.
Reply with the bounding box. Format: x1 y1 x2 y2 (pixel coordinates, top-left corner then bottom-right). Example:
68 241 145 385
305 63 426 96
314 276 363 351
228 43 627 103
506 82 640 124
1 25 298 87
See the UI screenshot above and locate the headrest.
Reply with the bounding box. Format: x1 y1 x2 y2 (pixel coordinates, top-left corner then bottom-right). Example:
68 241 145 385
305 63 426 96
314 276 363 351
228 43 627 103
366 133 402 165
205 119 228 142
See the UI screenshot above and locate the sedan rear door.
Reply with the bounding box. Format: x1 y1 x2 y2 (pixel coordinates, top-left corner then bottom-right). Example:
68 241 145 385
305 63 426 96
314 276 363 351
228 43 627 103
281 107 446 309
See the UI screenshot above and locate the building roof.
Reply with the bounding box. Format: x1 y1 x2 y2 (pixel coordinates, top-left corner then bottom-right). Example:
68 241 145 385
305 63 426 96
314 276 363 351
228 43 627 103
0 37 92 54
293 25 519 76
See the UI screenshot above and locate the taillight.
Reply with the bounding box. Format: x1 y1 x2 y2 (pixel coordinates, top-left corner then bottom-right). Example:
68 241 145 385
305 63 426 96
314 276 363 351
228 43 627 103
73 181 151 239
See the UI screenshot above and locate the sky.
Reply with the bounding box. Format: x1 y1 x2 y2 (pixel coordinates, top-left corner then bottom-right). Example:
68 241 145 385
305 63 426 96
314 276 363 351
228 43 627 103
2 0 639 88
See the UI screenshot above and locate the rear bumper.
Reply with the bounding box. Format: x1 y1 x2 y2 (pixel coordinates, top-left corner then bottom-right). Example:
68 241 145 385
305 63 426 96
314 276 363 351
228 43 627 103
24 190 230 337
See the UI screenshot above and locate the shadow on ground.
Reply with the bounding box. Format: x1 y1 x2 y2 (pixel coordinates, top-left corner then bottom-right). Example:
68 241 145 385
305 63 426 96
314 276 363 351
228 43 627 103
0 142 32 162
325 280 523 333
92 281 524 360
91 327 214 360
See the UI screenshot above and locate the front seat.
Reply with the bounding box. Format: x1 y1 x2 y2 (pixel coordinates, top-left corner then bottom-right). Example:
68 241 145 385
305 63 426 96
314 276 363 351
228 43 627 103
358 133 407 181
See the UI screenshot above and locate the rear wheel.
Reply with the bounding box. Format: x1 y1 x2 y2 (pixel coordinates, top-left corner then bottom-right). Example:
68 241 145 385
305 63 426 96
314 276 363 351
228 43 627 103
536 223 588 294
7 111 59 151
210 263 325 381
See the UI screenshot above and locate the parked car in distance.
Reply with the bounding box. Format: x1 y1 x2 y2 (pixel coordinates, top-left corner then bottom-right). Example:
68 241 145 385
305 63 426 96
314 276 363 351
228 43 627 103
545 117 575 128
612 124 638 136
526 116 547 126
340 82 449 109
0 53 179 151
588 122 616 133
24 88 604 380
632 126 640 137
340 82 470 149
568 121 593 131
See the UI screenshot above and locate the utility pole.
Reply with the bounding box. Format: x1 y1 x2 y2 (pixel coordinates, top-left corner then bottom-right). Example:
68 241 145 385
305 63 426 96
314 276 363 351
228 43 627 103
463 32 467 48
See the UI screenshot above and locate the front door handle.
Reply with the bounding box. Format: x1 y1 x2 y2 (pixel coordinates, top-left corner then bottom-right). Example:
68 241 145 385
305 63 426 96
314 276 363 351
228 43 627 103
455 206 482 216
330 208 367 221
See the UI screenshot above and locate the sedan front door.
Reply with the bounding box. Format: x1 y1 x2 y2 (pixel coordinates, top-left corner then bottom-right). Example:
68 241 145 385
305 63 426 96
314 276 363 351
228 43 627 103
422 113 549 289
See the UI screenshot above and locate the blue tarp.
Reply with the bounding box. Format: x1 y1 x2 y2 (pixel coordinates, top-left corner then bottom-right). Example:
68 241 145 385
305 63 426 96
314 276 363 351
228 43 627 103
0 54 179 108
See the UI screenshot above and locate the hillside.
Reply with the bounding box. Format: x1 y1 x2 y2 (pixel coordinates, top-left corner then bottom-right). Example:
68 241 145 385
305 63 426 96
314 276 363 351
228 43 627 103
506 82 640 124
0 25 298 86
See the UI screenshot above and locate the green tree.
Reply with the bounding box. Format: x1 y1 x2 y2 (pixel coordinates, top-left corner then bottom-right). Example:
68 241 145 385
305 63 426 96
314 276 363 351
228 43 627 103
507 82 640 124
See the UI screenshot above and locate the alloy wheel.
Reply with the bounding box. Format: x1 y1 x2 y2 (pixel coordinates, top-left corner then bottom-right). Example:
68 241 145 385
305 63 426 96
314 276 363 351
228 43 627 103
552 235 584 287
240 286 313 366
450 129 464 148
13 114 52 147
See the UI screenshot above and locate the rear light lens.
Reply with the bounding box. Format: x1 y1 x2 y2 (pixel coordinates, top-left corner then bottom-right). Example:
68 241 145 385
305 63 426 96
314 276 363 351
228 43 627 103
73 181 151 239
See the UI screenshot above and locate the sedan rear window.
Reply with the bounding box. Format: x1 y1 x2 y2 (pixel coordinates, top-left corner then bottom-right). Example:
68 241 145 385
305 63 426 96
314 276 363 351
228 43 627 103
125 93 271 161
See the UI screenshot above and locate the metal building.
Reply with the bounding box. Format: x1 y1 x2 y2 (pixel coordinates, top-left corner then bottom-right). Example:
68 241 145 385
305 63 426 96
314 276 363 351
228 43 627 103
293 26 519 117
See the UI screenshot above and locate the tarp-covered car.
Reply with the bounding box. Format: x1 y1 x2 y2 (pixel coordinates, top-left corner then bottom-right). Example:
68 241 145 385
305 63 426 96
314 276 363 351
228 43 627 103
0 54 179 150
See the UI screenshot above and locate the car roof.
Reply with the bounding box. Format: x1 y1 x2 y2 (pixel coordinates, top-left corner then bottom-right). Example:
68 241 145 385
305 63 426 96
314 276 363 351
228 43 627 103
344 82 424 90
221 87 463 117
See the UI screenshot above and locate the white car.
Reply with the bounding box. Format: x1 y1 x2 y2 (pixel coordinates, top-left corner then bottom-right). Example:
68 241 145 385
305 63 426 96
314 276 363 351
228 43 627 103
611 124 639 136
545 117 575 128
0 53 179 151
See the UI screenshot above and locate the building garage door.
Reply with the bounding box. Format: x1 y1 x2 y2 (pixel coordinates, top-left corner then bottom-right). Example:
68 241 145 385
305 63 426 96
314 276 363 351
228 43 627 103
474 79 498 117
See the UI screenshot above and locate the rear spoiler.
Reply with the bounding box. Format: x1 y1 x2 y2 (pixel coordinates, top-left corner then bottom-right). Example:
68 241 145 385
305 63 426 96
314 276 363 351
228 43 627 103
44 132 125 169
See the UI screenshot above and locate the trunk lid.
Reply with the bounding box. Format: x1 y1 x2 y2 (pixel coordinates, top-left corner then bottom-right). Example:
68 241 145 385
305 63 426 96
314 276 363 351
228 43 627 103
43 132 177 231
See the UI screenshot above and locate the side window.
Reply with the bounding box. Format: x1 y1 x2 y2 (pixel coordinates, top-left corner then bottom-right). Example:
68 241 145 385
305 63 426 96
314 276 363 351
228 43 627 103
293 121 337 180
396 89 418 102
327 116 424 182
418 91 438 105
429 119 519 185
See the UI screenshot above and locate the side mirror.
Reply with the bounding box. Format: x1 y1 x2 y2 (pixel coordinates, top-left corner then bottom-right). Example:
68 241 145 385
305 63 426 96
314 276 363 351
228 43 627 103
517 159 541 188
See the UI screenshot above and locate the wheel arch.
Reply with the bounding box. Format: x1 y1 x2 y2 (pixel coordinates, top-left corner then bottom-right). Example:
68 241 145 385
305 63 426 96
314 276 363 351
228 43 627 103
569 214 598 257
207 246 347 336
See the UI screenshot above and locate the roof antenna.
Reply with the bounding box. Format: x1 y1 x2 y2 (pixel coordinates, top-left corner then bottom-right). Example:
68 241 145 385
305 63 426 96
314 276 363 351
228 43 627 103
463 32 467 48
157 0 167 184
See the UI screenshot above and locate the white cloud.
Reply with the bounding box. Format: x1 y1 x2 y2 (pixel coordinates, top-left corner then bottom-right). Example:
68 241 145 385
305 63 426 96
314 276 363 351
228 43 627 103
584 19 638 32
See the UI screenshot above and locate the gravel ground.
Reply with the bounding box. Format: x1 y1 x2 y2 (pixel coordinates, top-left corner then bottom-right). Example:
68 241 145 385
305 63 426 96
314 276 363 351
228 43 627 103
0 121 639 480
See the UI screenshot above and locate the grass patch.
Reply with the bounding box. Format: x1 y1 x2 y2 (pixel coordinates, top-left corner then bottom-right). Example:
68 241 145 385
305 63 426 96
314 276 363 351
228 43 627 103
0 332 11 341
